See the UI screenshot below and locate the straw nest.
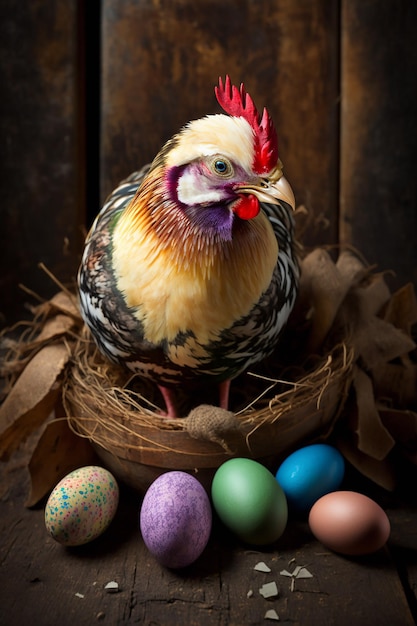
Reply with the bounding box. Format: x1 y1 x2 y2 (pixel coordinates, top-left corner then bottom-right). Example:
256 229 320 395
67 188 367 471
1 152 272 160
1 247 416 502
63 326 353 490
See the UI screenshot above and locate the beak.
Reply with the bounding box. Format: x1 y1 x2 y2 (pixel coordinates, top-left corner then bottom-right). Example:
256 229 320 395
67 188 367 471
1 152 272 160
237 173 296 211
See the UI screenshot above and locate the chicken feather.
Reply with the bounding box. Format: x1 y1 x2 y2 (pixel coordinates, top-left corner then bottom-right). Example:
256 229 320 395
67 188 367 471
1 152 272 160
78 78 299 417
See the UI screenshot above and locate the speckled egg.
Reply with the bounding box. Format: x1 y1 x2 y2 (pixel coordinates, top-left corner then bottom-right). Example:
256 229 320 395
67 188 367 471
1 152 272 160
140 471 212 569
44 466 119 546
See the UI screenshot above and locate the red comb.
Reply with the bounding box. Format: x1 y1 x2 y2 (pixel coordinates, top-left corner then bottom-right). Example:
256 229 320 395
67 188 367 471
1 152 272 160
215 75 278 174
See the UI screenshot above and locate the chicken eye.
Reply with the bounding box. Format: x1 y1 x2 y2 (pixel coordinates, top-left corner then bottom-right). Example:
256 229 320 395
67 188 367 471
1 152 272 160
215 160 228 173
211 157 233 177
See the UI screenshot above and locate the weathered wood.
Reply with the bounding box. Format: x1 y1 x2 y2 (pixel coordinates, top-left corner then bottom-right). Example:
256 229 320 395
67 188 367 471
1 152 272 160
1 456 416 625
0 0 84 326
340 0 417 289
2 2 417 621
2 0 416 331
100 0 339 248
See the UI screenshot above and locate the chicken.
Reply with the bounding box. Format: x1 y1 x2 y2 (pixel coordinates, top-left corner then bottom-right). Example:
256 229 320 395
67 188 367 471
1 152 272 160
78 76 299 417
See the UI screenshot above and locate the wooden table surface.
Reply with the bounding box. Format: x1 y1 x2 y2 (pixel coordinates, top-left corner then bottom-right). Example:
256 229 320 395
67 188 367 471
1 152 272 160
1 446 417 626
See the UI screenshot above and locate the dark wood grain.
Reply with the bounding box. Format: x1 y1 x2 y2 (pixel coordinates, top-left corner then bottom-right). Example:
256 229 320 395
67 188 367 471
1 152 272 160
100 0 339 248
0 0 84 327
1 3 417 624
1 455 416 626
340 0 417 289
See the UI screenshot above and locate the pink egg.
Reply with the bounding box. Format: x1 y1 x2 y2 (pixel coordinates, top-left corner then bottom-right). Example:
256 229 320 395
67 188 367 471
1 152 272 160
140 471 212 568
308 491 390 555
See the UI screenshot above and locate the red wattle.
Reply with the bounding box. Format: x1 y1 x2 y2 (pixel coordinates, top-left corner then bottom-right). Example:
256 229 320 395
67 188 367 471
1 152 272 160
233 194 260 220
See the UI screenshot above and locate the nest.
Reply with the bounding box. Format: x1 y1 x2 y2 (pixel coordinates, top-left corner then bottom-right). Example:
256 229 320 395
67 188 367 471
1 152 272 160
1 247 417 503
62 328 353 490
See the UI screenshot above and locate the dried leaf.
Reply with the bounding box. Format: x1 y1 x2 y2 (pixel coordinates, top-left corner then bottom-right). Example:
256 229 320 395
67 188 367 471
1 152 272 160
353 368 395 460
336 434 397 491
360 318 415 370
373 358 417 408
383 282 417 335
358 272 392 317
300 249 355 352
49 291 80 318
337 282 415 369
335 250 369 286
26 418 96 507
35 314 77 343
379 408 417 458
0 344 70 460
35 290 80 320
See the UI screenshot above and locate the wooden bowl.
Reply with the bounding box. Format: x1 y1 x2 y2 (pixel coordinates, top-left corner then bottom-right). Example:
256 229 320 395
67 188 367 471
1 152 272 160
64 337 353 492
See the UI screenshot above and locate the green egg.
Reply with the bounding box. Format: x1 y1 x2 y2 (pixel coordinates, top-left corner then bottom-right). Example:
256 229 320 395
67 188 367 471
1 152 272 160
211 458 288 545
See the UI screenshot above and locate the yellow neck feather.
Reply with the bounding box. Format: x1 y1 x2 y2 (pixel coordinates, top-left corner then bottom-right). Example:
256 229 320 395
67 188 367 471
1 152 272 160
112 168 278 345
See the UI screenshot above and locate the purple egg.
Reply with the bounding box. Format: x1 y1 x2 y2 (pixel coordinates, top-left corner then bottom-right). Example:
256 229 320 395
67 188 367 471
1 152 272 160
139 471 212 568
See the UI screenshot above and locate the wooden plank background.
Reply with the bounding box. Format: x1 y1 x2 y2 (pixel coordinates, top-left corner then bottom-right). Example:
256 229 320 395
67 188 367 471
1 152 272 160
340 0 417 290
1 3 417 622
0 0 84 326
100 0 340 247
0 0 416 328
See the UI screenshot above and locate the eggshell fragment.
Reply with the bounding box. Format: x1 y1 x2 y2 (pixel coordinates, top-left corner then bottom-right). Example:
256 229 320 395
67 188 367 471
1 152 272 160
308 491 390 555
44 466 119 546
259 581 279 599
140 471 212 569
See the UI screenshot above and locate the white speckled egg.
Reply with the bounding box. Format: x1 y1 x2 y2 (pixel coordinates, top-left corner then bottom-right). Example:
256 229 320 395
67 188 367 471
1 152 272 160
140 471 212 569
44 466 119 546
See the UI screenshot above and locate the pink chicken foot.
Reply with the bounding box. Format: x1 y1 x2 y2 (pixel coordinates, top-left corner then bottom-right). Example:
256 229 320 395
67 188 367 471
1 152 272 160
158 379 231 419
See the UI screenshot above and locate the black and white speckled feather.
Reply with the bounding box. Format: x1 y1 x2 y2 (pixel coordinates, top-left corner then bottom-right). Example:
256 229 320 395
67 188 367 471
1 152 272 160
78 78 300 416
78 166 299 390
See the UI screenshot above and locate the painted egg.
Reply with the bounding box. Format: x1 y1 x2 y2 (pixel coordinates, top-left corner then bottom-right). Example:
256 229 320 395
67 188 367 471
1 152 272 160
211 458 288 545
140 471 212 569
44 466 119 546
276 444 345 513
308 490 391 555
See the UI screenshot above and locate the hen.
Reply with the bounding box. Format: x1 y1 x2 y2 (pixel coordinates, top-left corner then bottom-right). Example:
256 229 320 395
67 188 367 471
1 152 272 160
78 76 299 417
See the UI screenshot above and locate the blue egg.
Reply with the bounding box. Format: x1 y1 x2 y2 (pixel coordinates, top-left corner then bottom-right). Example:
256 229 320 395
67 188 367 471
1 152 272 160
276 444 345 513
